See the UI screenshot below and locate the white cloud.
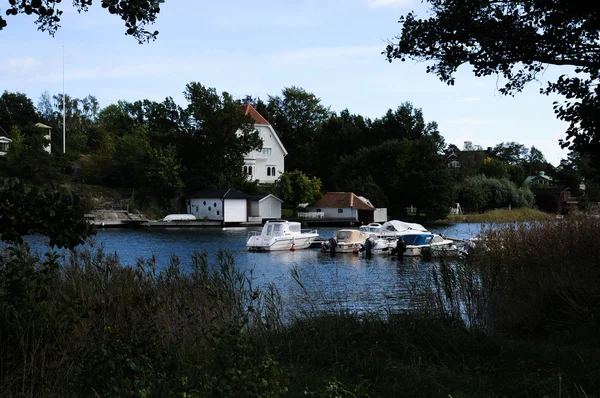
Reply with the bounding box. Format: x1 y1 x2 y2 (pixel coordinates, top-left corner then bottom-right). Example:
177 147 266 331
456 97 481 103
365 0 411 8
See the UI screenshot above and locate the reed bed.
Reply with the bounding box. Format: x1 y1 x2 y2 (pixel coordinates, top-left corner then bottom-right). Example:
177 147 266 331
445 207 555 223
2 217 600 397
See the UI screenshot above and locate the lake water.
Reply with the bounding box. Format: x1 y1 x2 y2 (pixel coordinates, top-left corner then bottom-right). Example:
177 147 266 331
24 223 488 314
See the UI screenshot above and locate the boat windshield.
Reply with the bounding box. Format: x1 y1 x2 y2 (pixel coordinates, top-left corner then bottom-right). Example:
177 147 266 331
402 234 433 245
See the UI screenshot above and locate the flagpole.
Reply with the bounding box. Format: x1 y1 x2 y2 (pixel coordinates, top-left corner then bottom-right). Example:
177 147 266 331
62 45 66 154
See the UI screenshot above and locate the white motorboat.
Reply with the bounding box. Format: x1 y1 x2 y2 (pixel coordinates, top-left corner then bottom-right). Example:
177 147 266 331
359 234 398 256
246 220 319 251
400 233 460 257
321 229 369 254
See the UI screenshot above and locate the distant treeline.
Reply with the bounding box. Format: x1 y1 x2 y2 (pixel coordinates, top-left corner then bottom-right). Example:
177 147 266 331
1 87 597 219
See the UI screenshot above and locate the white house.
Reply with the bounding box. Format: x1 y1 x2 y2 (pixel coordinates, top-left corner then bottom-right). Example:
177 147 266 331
248 194 283 221
187 188 250 223
305 192 376 224
35 123 52 154
240 104 287 184
0 126 11 156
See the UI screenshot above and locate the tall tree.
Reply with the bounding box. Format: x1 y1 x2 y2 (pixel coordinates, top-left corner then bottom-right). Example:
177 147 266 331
181 83 262 191
0 0 163 43
0 91 39 131
492 142 528 165
385 0 600 168
266 87 330 174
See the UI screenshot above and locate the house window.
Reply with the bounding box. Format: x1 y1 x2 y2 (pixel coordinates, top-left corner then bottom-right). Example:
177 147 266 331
316 209 321 212
270 166 276 176
267 167 271 176
0 142 8 152
262 148 272 156
243 166 248 174
448 160 460 168
248 166 252 175
338 209 343 214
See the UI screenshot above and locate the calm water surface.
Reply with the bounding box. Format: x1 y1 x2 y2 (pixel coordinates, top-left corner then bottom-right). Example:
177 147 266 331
27 223 488 313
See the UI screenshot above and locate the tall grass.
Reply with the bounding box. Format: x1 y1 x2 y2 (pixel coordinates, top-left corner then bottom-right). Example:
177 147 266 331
445 207 554 223
0 244 287 397
2 217 600 397
421 216 600 338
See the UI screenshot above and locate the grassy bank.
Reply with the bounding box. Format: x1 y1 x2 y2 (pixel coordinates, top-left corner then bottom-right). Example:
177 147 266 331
445 207 555 223
2 217 600 397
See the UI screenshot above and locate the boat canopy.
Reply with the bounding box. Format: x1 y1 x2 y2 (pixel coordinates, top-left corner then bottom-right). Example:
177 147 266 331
381 220 428 234
334 229 367 242
401 233 434 245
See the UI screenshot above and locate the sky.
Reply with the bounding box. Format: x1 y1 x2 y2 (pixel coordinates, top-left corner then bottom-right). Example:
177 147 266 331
0 0 574 165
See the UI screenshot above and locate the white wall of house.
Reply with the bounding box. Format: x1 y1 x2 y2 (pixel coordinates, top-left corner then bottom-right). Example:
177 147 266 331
188 197 224 220
0 137 11 156
243 125 286 184
306 207 358 220
224 199 248 223
374 208 388 223
258 196 282 219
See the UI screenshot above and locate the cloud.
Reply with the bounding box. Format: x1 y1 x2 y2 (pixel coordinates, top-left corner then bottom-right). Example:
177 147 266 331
365 0 411 8
456 97 481 103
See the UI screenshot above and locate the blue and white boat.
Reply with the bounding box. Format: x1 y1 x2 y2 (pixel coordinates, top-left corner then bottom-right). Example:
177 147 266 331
401 233 459 257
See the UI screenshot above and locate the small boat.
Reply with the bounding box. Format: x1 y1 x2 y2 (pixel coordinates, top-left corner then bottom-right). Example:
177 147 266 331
401 233 460 257
321 229 369 254
163 214 196 222
380 220 430 237
359 234 398 256
359 223 384 235
246 220 319 251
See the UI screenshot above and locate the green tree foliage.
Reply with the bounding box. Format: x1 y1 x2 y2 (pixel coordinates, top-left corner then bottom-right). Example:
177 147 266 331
180 83 262 191
265 87 330 175
274 170 322 210
0 178 94 248
456 175 534 212
0 0 163 43
333 136 453 221
0 125 57 185
0 91 39 131
479 157 508 180
109 126 151 188
145 145 185 204
385 0 600 168
492 142 528 165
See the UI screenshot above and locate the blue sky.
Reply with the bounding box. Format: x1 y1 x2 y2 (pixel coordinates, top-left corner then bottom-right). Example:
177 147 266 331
0 0 572 165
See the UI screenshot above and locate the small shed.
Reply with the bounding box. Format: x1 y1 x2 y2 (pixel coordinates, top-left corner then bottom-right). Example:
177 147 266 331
248 194 283 221
187 188 250 223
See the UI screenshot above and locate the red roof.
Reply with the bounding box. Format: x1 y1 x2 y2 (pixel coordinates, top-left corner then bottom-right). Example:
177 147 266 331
241 104 270 125
309 192 375 211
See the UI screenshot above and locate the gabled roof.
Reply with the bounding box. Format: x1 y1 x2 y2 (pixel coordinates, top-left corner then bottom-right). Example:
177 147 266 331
524 173 553 185
248 193 283 203
240 104 288 157
0 126 8 138
189 188 250 199
308 192 375 211
241 104 270 125
35 123 52 129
